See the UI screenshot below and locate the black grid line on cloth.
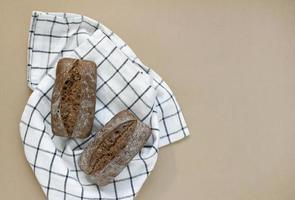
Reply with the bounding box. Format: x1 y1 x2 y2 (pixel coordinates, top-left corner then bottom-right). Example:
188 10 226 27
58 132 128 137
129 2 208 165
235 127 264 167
126 165 136 197
138 150 149 176
45 16 57 75
96 185 102 200
72 152 84 200
35 17 99 31
30 66 54 70
63 169 69 200
159 126 188 139
32 111 51 173
46 150 58 198
159 110 181 122
30 49 62 54
32 31 89 39
28 48 76 55
155 97 172 143
30 82 39 85
113 179 119 199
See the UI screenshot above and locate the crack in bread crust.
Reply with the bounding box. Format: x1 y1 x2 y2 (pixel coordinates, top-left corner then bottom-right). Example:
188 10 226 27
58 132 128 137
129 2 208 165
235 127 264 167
51 58 97 138
60 60 82 136
88 120 137 174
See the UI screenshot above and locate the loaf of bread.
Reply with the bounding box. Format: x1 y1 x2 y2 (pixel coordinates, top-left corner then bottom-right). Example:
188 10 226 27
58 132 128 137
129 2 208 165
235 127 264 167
79 110 152 186
51 58 97 138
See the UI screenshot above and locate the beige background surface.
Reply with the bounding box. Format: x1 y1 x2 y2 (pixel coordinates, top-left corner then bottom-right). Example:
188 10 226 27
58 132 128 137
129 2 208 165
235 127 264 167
1 0 295 199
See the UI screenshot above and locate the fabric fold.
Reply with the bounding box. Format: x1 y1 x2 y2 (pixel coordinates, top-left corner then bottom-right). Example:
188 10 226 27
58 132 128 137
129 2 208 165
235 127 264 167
20 11 189 200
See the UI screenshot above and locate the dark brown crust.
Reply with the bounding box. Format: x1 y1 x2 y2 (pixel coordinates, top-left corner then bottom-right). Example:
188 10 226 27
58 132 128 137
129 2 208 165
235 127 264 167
51 58 97 138
79 110 152 186
89 120 137 174
60 61 82 134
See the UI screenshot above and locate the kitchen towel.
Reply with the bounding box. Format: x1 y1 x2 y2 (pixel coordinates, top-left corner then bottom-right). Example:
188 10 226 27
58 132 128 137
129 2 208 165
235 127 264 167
20 11 189 200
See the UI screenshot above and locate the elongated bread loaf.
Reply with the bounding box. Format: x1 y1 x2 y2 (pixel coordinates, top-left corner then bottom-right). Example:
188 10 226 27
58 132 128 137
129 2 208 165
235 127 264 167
79 110 152 186
51 58 97 138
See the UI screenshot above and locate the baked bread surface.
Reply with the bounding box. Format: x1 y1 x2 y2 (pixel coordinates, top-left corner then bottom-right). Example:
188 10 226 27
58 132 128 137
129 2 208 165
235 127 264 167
79 110 152 186
51 58 97 138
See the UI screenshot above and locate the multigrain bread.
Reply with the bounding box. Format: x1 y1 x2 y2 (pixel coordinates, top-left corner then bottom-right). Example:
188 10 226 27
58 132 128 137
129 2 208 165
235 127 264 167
79 110 152 186
51 58 97 138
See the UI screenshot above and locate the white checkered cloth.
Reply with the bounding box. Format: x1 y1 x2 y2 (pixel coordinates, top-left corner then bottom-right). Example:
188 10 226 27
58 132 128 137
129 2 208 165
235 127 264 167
20 11 189 200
